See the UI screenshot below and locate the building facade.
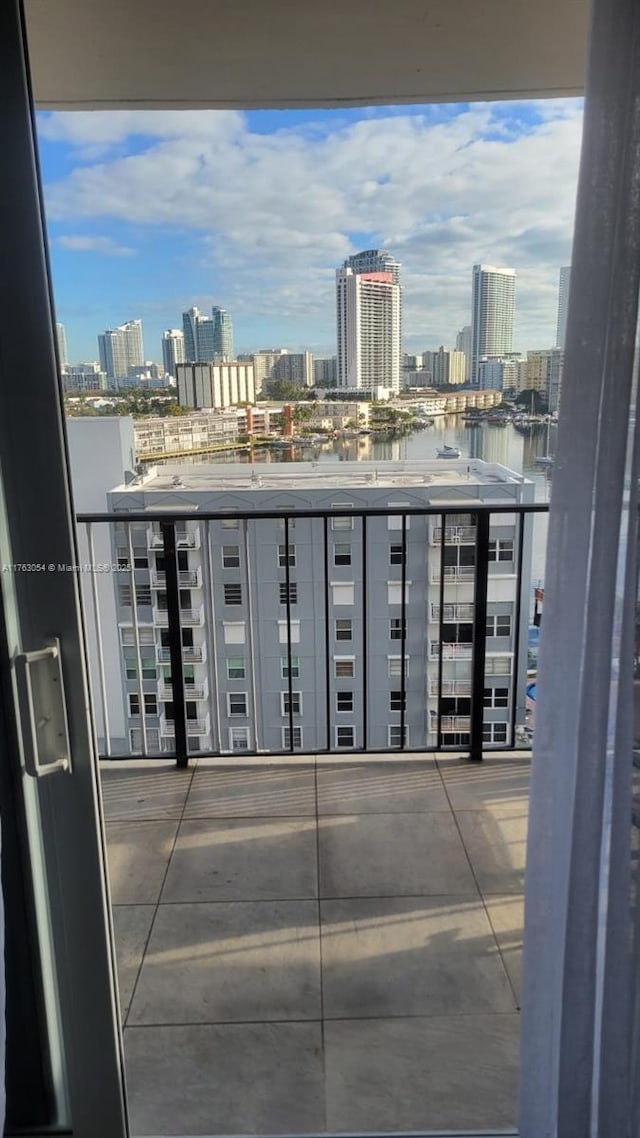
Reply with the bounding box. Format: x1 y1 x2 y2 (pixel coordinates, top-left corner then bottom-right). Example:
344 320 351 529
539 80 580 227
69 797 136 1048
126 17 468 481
272 351 314 387
455 324 472 381
61 362 108 393
176 361 256 409
313 356 338 386
56 321 68 367
161 329 185 376
556 266 571 349
336 256 401 393
470 265 516 385
103 459 533 757
98 320 144 386
182 307 216 362
211 306 234 360
422 346 467 386
521 349 564 406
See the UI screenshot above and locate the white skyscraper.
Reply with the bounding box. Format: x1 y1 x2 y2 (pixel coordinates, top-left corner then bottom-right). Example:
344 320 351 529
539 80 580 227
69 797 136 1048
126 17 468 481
470 265 516 385
98 320 144 386
56 322 68 367
556 266 571 349
161 329 185 376
336 251 401 393
455 325 472 381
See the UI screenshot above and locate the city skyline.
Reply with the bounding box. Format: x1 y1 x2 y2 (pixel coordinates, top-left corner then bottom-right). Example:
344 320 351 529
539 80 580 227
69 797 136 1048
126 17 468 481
37 100 581 361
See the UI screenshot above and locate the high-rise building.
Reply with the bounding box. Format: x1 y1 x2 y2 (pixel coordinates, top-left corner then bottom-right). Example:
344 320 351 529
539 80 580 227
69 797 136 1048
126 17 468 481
272 352 314 387
470 265 516 385
238 349 288 393
313 356 338 386
336 251 401 393
556 266 571 349
176 362 255 409
98 320 144 386
161 329 185 376
56 322 68 367
422 346 467 386
182 306 216 363
455 325 472 381
212 306 234 360
522 349 564 408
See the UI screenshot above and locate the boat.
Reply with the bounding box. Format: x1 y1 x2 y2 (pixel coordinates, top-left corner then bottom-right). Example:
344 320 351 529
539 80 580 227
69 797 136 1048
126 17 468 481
436 444 462 458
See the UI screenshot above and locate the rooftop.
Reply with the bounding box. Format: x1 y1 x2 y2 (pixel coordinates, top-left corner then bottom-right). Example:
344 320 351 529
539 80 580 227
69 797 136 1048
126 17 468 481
111 458 532 497
102 752 528 1136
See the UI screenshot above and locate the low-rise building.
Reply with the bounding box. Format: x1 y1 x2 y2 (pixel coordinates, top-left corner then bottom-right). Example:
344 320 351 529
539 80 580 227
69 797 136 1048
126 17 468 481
177 361 256 409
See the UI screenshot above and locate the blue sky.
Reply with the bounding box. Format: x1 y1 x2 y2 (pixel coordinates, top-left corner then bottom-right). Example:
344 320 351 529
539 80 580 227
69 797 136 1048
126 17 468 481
37 100 583 365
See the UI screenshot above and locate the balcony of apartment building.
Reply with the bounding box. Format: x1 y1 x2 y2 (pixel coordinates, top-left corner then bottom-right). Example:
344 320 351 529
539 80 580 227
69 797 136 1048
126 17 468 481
3 1 640 1138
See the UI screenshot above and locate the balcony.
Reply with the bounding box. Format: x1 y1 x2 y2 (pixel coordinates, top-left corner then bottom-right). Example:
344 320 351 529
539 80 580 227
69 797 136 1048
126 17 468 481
158 681 208 701
101 751 528 1136
160 714 211 737
147 525 201 550
156 644 206 664
154 605 205 627
430 524 477 544
151 568 202 588
430 641 473 660
428 678 472 696
430 602 475 622
430 564 476 583
432 714 472 731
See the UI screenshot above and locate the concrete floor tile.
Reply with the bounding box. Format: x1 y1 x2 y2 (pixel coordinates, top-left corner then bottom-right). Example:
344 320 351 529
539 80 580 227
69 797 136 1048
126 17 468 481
485 894 524 1002
112 905 155 1020
317 761 449 814
321 896 515 1018
324 1014 519 1132
125 1022 324 1135
184 765 316 818
318 812 476 897
438 755 530 815
456 809 528 894
128 900 321 1025
106 821 178 904
161 818 318 902
100 762 193 820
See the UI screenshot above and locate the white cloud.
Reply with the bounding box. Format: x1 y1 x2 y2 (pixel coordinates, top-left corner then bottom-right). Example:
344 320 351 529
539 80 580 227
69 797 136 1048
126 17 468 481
56 234 135 257
41 102 583 350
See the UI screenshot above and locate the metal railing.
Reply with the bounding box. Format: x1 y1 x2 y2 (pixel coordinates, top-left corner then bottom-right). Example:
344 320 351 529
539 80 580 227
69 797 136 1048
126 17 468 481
78 501 547 767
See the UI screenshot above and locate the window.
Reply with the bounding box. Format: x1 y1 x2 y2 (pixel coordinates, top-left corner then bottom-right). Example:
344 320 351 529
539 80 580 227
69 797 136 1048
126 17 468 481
226 656 246 680
442 732 471 746
121 626 155 646
331 507 353 530
125 657 156 681
229 726 250 751
387 505 411 531
335 619 353 641
222 545 240 568
224 583 243 605
282 726 303 749
387 582 410 605
117 549 149 569
483 722 509 744
223 621 245 644
389 690 406 712
160 627 193 648
336 725 355 748
334 543 351 566
278 544 296 567
389 544 406 565
119 584 152 607
484 686 510 708
332 582 354 605
390 618 406 640
442 622 473 643
488 539 514 562
486 614 512 638
440 697 472 715
279 582 298 605
281 691 302 716
220 516 239 530
334 657 355 678
278 619 301 644
227 692 248 716
388 725 409 747
280 656 300 679
276 517 296 531
388 656 408 678
129 728 161 753
336 691 354 713
485 655 512 675
129 693 158 716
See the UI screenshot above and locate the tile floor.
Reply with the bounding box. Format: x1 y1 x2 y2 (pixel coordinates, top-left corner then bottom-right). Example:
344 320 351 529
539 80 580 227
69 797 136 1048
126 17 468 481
101 754 528 1136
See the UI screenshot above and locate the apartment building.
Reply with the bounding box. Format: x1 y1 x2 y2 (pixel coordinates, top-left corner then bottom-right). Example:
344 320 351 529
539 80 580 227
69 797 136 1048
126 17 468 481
176 361 256 408
102 459 534 757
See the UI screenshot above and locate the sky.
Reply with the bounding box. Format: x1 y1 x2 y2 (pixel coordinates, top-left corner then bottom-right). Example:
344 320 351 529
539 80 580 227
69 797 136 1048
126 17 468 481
36 100 583 365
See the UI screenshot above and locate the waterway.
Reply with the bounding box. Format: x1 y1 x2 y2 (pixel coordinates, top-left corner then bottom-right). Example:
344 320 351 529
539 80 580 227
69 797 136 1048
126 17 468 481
160 415 554 585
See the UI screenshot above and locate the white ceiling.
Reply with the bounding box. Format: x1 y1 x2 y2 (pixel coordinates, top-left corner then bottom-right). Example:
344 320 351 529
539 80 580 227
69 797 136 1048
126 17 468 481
25 0 588 110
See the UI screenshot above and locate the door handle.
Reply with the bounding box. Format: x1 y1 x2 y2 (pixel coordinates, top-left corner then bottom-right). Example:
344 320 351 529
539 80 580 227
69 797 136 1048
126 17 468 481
14 638 72 777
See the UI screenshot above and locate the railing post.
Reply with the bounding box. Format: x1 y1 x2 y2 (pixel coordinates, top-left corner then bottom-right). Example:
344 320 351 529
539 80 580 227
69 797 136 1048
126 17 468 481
400 513 407 750
161 521 188 768
469 510 490 762
283 516 294 752
437 512 446 747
